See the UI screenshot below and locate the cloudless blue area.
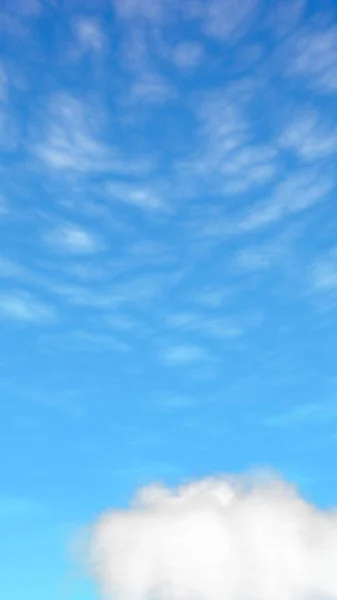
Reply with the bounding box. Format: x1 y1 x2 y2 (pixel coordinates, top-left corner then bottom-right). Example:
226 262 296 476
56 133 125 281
1 0 337 598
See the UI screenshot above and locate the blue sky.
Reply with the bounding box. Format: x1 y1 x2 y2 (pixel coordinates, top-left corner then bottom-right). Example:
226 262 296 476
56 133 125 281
1 0 337 598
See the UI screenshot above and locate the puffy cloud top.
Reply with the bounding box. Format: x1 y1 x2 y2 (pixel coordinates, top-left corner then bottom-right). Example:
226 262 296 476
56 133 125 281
85 473 337 600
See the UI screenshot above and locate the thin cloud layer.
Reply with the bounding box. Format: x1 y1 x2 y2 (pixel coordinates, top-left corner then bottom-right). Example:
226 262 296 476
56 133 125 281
86 473 337 600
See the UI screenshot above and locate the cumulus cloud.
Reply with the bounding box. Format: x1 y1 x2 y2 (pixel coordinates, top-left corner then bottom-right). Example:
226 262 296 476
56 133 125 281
84 472 337 600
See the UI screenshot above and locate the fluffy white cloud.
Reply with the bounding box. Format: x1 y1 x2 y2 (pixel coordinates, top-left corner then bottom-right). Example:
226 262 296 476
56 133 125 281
84 472 337 600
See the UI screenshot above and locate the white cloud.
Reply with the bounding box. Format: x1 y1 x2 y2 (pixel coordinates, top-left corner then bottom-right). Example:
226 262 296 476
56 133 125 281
0 195 9 215
198 94 248 144
0 62 7 100
182 93 278 196
0 62 20 151
51 283 114 308
203 0 259 41
235 229 297 272
198 169 332 239
0 291 56 322
52 273 169 309
84 472 337 600
33 93 141 174
218 145 278 194
72 17 106 54
172 42 204 69
240 171 334 232
34 94 109 171
153 393 196 411
192 288 230 309
161 344 208 365
0 107 18 151
279 109 337 160
260 400 337 428
45 224 103 254
268 0 305 38
166 312 243 339
310 248 337 292
106 181 168 212
0 256 25 277
288 25 337 93
106 313 139 332
112 0 165 22
127 241 176 267
64 330 131 354
131 71 176 104
11 0 40 17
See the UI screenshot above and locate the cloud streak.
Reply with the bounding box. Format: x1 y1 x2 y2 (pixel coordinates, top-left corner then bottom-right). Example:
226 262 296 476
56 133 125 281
45 223 103 254
0 291 56 322
85 472 337 600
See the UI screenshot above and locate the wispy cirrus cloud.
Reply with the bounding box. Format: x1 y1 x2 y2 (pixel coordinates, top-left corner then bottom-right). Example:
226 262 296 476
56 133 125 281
106 181 168 212
200 169 334 239
72 17 106 55
112 0 160 21
234 231 295 272
9 0 40 17
0 256 27 278
131 71 176 105
0 62 7 100
259 399 337 429
166 312 244 340
112 0 259 43
0 291 56 323
161 343 210 366
268 0 306 38
45 223 104 254
61 329 131 354
178 91 278 198
287 23 337 93
0 195 9 215
279 108 337 160
33 93 113 172
310 248 337 293
171 42 204 70
0 61 19 152
51 271 174 310
239 170 334 233
33 93 148 175
202 0 259 41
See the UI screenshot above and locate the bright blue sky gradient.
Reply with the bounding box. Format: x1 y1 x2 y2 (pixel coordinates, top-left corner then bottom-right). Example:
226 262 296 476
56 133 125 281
1 0 337 598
